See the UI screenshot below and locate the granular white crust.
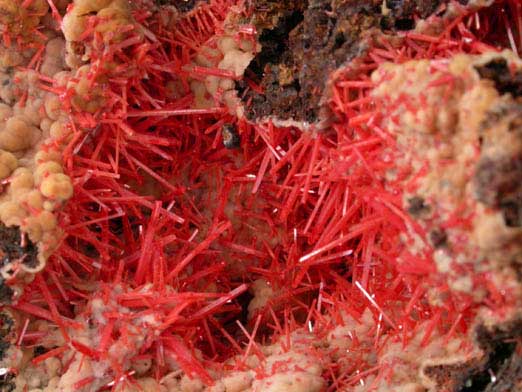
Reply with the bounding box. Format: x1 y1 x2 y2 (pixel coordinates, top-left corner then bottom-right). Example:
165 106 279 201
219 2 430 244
372 51 522 301
0 4 74 276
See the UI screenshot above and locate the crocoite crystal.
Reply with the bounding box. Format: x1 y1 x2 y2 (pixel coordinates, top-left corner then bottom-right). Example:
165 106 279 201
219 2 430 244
0 0 522 391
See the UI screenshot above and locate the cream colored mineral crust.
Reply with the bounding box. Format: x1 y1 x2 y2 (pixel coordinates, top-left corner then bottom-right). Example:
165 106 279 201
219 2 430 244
0 0 138 306
0 1 74 278
371 51 522 301
8 286 484 392
0 0 140 276
185 7 260 118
